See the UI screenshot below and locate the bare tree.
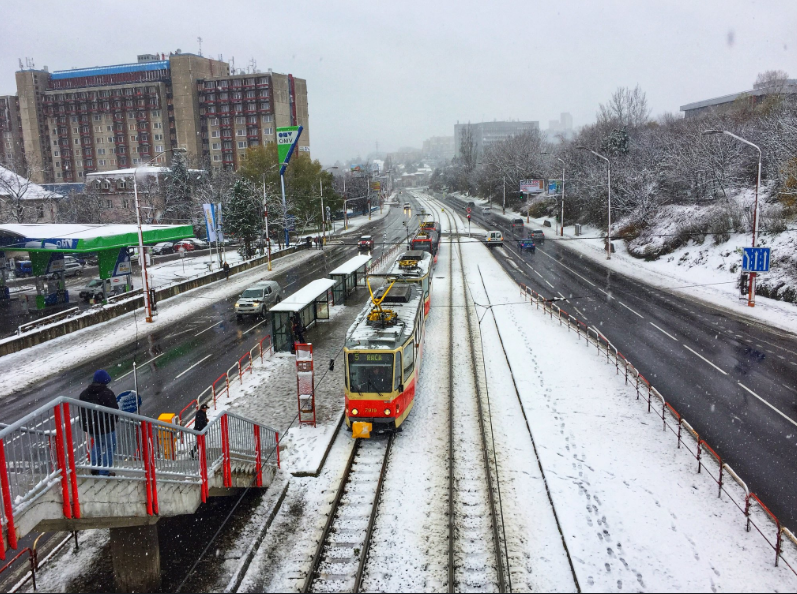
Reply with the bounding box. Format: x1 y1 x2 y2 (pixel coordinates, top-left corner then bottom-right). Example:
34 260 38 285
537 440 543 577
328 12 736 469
597 85 651 128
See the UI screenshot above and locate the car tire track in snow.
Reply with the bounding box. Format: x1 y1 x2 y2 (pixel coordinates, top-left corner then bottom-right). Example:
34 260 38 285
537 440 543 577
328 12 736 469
303 436 393 594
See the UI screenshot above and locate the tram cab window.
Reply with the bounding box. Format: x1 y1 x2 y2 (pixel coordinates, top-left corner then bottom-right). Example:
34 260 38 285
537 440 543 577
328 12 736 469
348 353 393 393
394 350 402 391
403 342 415 380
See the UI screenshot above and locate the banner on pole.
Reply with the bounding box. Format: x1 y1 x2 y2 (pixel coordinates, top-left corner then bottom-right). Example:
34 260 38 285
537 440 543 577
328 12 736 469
203 203 217 242
277 126 304 175
216 202 224 242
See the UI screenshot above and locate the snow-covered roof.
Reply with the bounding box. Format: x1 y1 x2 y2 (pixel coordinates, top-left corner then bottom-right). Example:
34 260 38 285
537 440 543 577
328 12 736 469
386 251 432 279
270 278 337 313
345 283 421 350
0 166 62 199
85 167 205 179
329 254 372 276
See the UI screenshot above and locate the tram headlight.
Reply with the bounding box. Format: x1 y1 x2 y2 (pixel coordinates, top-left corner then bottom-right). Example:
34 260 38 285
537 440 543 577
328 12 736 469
351 408 359 416
384 408 391 416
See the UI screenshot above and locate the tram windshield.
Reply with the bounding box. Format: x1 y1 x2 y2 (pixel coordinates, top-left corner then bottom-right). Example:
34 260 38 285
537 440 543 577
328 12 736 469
348 352 394 393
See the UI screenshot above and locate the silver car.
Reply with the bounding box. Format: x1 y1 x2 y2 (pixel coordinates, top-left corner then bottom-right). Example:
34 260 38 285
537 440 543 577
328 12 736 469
235 281 282 320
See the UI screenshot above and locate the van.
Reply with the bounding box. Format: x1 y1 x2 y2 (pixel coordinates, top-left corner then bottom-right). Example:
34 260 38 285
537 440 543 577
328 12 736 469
485 230 503 248
235 281 282 320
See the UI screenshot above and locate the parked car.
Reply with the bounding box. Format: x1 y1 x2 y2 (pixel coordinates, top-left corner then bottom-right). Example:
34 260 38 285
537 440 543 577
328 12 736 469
173 240 195 252
358 235 375 251
79 278 112 301
152 242 174 255
485 230 504 248
530 229 545 244
234 281 282 320
186 238 209 249
61 260 84 278
14 260 32 277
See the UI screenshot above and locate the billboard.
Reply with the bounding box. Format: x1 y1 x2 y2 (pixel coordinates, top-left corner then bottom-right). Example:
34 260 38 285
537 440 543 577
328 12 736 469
548 179 562 194
277 126 303 175
370 181 381 191
520 179 544 194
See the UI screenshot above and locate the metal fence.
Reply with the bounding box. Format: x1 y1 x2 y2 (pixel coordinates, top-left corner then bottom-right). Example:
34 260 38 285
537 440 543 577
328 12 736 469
0 396 279 560
519 283 797 575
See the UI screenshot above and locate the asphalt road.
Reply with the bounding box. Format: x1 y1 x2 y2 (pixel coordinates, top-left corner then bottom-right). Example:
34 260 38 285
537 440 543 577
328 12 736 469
3 199 421 427
434 192 797 527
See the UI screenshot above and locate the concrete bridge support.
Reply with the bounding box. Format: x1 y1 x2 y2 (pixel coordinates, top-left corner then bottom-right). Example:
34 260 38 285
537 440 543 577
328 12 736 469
110 523 161 593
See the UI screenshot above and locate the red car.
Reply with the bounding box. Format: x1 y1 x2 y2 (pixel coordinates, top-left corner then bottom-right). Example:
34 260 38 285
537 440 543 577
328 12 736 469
358 235 374 251
173 240 196 252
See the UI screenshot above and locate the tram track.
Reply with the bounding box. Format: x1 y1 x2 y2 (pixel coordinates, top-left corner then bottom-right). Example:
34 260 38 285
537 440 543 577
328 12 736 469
440 202 511 593
302 435 393 594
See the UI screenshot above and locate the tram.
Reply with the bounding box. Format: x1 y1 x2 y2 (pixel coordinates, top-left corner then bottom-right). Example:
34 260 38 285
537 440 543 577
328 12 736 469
343 277 427 439
410 229 440 257
385 250 432 317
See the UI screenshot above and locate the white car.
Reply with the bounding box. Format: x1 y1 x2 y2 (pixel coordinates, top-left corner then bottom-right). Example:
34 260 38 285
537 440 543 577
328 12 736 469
187 238 209 249
235 281 282 320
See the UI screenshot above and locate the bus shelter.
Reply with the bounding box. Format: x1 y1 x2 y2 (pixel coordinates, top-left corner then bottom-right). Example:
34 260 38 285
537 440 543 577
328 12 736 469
329 254 371 304
0 223 193 309
270 278 337 352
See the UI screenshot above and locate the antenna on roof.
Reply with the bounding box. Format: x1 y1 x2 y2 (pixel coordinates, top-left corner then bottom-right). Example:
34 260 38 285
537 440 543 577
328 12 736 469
197 36 203 57
18 59 23 71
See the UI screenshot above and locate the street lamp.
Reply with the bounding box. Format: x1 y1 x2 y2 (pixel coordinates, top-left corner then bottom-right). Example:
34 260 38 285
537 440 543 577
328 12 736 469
321 166 339 248
542 153 565 235
133 147 187 322
577 146 612 260
703 130 762 307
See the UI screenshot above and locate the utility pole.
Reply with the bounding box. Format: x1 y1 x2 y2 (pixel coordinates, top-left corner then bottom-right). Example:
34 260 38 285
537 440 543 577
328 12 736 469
502 176 506 215
577 146 612 259
263 176 272 271
319 177 325 250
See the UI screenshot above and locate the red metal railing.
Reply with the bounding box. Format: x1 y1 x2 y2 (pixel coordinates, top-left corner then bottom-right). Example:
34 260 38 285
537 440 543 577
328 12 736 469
518 283 797 574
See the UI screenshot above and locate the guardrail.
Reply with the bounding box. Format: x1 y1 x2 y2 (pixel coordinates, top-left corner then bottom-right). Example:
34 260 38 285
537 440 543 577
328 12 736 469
0 395 279 559
17 308 79 336
519 282 797 575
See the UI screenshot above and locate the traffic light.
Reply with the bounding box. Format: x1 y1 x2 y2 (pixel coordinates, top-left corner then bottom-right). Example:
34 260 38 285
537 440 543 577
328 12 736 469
467 214 471 222
739 273 749 295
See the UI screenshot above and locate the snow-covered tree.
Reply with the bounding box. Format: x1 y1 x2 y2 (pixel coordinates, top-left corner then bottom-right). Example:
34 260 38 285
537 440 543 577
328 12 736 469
163 152 195 225
223 179 263 259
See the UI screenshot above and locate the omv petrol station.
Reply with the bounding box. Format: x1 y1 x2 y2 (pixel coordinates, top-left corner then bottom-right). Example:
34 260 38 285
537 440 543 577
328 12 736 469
0 224 193 309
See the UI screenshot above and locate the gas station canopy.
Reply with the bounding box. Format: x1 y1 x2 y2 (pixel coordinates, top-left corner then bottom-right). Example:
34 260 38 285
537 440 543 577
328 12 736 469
0 224 194 252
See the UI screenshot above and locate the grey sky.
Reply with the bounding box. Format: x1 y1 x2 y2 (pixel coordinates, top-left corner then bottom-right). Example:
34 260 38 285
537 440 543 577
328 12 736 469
1 1 793 164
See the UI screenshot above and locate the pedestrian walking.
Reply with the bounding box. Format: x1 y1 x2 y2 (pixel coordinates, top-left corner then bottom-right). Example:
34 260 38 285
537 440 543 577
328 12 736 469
223 261 230 280
79 370 119 476
194 403 209 432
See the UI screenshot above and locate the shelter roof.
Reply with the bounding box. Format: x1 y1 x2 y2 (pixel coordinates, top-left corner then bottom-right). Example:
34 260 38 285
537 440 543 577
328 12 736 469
269 279 337 313
329 254 372 276
0 223 193 252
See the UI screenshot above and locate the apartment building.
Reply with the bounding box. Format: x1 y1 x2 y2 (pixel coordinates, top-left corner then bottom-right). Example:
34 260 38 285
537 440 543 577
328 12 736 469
454 120 539 157
11 52 309 183
0 95 25 171
197 71 309 170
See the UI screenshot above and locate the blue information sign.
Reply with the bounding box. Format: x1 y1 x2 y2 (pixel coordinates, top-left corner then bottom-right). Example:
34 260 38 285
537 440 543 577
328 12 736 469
742 247 771 272
117 390 142 414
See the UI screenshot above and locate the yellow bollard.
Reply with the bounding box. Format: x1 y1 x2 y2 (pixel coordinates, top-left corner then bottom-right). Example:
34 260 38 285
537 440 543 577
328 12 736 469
157 413 178 460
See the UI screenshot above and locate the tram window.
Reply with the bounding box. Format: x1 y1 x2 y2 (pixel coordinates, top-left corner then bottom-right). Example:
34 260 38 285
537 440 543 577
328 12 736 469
348 353 393 394
403 343 415 380
394 350 402 391
422 276 429 296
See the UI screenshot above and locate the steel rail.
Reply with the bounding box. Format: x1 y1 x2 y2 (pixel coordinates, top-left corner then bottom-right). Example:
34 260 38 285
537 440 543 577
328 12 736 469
442 204 509 593
446 205 456 592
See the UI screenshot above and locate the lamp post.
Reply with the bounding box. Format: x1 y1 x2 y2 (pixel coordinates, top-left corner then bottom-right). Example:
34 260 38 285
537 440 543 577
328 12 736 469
321 166 340 248
577 146 612 259
133 147 186 322
542 153 566 235
703 130 762 307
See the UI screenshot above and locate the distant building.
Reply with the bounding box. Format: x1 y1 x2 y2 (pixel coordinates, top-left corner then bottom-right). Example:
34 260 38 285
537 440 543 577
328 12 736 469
0 95 25 172
422 136 455 161
11 52 309 183
680 80 797 118
546 112 574 142
0 165 60 223
454 120 539 157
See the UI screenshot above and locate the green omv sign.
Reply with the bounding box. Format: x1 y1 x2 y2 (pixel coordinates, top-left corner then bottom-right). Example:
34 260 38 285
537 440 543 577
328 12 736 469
277 126 303 175
0 224 194 252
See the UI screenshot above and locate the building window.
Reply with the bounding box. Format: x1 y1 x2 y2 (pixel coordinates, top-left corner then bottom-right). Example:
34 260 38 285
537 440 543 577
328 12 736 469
55 161 60 167
156 145 164 152
130 135 137 141
54 150 59 157
78 172 83 178
153 122 162 129
56 172 62 178
235 117 245 125
152 110 161 117
99 159 106 166
263 127 273 135
238 141 246 149
154 134 163 141
128 113 135 119
236 129 246 136
211 118 219 126
213 155 221 161
106 125 112 131
122 199 130 208
74 139 79 145
212 142 220 150
106 200 113 208
211 130 220 138
132 158 140 164
262 115 272 123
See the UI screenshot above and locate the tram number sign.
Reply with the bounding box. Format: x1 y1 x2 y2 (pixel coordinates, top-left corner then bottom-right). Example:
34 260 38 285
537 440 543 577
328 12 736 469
466 207 471 214
742 247 771 273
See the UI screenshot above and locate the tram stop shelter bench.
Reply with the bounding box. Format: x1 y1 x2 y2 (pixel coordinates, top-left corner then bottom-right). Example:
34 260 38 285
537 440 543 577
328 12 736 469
329 254 372 304
270 278 338 352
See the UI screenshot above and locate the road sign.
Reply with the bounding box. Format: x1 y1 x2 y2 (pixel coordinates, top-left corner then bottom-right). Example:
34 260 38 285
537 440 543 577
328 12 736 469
742 247 771 272
466 207 472 214
117 390 142 414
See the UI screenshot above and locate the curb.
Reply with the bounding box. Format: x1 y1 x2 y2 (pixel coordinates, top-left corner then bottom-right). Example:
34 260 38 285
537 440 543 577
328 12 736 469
291 411 345 478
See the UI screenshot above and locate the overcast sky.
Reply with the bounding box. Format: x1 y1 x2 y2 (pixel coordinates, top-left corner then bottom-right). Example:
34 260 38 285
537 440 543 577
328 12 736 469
1 1 793 164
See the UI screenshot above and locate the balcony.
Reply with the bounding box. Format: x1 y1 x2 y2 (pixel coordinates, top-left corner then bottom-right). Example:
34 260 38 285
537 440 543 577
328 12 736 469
256 82 269 89
136 113 148 121
115 137 126 145
80 130 91 137
247 130 259 139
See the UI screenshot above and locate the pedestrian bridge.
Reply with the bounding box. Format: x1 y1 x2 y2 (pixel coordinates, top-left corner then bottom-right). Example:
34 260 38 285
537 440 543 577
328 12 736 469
0 396 279 555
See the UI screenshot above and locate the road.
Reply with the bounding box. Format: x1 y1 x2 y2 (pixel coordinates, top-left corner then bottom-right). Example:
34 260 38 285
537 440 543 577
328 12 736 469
3 199 420 427
436 192 797 527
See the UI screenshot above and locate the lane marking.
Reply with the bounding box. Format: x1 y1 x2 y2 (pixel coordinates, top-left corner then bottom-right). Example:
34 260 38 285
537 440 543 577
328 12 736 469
618 301 644 318
175 354 213 379
545 280 554 289
195 321 222 336
684 345 728 375
536 248 596 286
650 323 678 341
782 382 797 395
243 318 268 335
574 307 586 318
534 270 543 279
738 382 797 428
117 353 166 380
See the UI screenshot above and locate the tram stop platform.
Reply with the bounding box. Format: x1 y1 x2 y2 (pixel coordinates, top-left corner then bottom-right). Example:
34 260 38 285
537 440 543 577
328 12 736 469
329 254 372 304
270 278 337 352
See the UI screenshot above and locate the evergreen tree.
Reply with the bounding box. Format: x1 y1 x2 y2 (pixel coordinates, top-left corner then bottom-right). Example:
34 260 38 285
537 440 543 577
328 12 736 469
224 180 263 259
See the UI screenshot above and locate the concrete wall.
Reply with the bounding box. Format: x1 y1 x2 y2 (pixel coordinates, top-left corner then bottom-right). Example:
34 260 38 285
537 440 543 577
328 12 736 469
0 244 308 357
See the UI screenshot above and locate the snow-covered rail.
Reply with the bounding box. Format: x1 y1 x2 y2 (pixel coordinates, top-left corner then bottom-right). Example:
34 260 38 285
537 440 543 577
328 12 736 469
518 281 797 576
303 436 393 594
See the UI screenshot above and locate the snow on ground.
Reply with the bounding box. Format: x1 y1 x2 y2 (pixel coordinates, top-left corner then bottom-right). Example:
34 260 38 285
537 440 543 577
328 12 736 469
459 223 797 592
328 205 392 239
0 248 319 399
448 191 797 336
